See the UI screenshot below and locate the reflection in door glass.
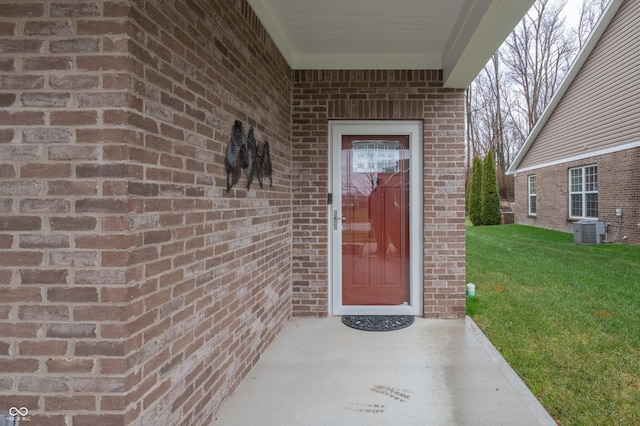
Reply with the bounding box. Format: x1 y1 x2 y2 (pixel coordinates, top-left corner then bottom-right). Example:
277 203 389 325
352 140 400 173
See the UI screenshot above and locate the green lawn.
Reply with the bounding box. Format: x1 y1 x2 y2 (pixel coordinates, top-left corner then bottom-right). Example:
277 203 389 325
466 223 640 425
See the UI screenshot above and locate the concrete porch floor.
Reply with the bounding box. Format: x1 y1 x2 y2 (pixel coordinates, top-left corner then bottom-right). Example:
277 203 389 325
214 317 556 425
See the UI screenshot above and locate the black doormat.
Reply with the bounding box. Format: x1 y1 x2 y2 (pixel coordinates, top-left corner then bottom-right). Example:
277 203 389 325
342 315 414 332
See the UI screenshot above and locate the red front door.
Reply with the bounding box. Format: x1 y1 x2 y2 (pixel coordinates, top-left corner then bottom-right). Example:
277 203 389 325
340 135 410 305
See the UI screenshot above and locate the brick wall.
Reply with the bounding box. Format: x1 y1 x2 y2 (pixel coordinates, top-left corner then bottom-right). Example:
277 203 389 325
514 148 640 244
291 70 466 318
0 1 292 424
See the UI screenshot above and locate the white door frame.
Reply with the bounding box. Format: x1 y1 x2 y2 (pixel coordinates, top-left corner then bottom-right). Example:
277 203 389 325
329 120 423 316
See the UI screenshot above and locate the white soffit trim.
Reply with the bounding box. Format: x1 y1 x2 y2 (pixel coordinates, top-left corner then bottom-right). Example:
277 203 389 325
290 54 442 71
510 141 640 175
247 0 534 88
506 0 624 175
443 0 535 88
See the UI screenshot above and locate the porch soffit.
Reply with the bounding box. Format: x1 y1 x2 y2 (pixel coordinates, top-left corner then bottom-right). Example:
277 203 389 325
247 0 534 88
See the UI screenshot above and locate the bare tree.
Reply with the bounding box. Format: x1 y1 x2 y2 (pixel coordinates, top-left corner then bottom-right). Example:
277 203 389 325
467 55 506 160
465 0 608 200
574 0 609 48
465 78 491 164
465 85 475 172
504 0 575 136
466 53 517 199
486 53 507 172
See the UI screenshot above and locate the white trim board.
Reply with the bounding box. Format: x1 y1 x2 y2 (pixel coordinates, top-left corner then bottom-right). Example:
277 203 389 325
510 141 640 175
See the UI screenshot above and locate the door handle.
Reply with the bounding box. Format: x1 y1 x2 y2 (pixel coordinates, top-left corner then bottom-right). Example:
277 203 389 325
333 210 346 230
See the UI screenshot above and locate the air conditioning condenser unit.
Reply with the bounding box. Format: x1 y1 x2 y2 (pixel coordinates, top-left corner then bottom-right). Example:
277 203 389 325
573 220 605 244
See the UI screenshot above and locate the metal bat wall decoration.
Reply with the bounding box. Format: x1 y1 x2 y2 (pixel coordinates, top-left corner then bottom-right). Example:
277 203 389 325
225 120 273 192
245 126 256 177
247 139 273 190
225 120 249 192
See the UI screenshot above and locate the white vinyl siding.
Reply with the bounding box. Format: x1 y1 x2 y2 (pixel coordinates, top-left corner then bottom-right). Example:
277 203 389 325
569 165 598 219
528 175 537 215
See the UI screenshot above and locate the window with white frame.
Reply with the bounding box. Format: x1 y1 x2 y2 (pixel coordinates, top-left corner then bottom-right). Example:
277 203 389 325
528 175 537 215
569 165 598 218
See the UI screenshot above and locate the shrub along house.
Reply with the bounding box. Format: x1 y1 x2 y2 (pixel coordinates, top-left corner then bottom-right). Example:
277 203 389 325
0 0 532 424
508 0 640 245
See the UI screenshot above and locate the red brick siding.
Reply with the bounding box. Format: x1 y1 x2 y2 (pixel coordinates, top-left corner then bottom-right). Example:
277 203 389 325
0 0 291 424
514 148 640 244
292 70 466 318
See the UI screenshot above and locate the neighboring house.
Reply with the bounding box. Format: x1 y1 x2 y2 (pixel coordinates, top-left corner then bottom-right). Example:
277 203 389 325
508 0 640 245
0 0 531 424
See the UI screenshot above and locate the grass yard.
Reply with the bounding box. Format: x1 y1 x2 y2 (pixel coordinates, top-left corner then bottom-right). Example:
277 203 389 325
466 223 640 425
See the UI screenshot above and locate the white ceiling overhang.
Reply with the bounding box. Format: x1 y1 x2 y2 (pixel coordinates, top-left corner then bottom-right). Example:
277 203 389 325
247 0 534 88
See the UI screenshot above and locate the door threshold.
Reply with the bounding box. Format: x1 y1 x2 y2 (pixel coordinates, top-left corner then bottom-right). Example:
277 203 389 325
333 304 418 316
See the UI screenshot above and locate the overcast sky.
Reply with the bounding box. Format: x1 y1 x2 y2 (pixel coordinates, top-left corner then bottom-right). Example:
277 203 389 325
563 0 583 27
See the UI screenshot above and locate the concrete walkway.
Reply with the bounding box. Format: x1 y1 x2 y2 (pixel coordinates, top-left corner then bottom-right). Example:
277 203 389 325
215 317 556 425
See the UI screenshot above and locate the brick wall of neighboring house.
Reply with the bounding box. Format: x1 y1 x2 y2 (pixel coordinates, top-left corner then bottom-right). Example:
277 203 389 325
0 1 292 425
514 147 640 244
292 70 467 318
